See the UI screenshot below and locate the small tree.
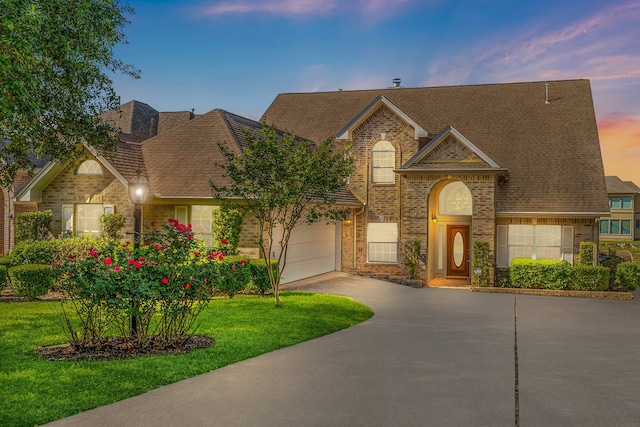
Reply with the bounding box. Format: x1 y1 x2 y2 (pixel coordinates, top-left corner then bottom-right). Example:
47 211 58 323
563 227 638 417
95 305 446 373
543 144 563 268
578 241 595 266
472 240 491 287
211 123 354 307
0 0 139 186
401 239 424 280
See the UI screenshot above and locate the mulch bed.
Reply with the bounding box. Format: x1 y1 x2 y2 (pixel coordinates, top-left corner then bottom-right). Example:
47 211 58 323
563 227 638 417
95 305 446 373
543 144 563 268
36 335 215 361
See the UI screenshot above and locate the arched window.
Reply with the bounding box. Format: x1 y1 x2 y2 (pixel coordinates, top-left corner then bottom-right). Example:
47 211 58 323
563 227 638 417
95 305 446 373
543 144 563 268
77 160 103 176
372 140 395 184
439 181 472 215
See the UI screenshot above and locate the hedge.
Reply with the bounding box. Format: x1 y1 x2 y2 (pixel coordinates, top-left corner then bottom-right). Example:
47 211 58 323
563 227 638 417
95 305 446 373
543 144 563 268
0 265 8 291
215 255 251 298
10 240 57 265
510 259 572 290
0 255 13 267
570 265 610 291
249 258 279 295
615 262 639 292
8 264 54 298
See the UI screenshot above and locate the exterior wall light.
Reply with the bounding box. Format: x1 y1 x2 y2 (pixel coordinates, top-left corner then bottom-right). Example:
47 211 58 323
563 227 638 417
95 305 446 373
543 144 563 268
431 213 437 223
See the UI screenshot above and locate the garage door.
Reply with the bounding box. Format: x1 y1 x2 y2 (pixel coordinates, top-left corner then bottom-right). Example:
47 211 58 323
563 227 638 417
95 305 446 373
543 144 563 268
272 222 338 284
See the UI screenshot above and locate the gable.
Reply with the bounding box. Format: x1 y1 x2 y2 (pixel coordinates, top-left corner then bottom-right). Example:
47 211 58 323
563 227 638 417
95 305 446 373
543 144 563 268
336 96 428 141
401 126 504 174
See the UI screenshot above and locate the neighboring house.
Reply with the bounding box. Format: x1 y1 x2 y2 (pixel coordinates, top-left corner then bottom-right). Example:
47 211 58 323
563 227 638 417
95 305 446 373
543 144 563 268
15 79 610 285
599 176 640 241
263 79 609 283
1 139 47 253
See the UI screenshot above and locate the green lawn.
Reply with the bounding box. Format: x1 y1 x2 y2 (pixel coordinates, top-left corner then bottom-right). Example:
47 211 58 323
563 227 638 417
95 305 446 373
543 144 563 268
0 292 373 426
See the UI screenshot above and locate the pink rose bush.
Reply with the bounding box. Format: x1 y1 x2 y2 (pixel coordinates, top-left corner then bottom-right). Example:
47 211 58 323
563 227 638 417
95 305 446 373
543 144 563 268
54 218 248 350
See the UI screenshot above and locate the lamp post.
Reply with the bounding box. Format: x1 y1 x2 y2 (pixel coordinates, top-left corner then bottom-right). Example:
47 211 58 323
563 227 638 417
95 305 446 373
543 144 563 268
127 169 148 338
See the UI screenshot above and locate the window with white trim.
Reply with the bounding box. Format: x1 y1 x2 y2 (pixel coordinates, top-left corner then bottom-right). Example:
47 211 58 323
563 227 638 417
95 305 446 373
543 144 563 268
439 181 472 215
191 205 219 247
367 222 398 263
77 160 103 176
76 204 105 235
610 196 632 210
496 224 574 267
600 219 632 235
371 140 395 184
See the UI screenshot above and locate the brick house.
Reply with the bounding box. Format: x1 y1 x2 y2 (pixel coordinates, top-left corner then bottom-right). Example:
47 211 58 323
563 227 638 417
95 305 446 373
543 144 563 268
599 176 640 241
262 79 610 284
15 79 609 285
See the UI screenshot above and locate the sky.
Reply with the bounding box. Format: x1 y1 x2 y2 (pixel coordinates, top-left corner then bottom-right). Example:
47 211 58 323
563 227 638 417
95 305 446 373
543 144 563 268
112 0 640 185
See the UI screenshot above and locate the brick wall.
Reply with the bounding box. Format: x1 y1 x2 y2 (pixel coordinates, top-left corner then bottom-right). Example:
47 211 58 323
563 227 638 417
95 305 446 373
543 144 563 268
40 156 135 237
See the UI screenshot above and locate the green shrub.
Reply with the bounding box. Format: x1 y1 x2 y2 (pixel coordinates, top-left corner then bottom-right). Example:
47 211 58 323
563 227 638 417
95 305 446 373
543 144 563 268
600 250 624 287
10 240 57 265
249 258 278 295
8 264 53 298
401 239 423 280
0 265 8 291
100 213 126 241
472 240 491 286
510 258 572 290
51 234 108 266
212 255 251 298
212 206 244 255
494 269 510 287
15 210 52 242
578 241 595 266
570 265 610 291
615 262 639 291
0 255 13 267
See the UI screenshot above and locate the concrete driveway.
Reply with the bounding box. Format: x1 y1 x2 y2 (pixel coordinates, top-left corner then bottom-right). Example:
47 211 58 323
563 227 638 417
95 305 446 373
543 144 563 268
46 272 640 426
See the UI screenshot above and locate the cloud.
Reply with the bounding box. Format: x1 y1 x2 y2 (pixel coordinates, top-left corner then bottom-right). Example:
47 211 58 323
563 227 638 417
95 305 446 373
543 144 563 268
598 112 640 184
198 0 414 18
420 1 640 86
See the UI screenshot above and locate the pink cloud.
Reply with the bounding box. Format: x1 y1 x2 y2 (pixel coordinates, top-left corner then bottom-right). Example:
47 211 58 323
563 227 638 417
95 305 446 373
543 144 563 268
598 112 640 185
198 0 414 17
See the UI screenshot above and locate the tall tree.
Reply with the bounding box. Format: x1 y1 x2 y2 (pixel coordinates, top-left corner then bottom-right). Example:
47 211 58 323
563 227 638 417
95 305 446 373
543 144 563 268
0 0 139 186
211 123 354 307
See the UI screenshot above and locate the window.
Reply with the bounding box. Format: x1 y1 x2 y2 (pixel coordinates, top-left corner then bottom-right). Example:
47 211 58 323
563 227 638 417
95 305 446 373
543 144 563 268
496 224 573 268
367 223 398 263
610 196 632 210
191 205 218 247
76 204 104 235
439 181 472 215
621 220 631 235
600 220 610 234
610 220 620 234
372 140 395 184
636 220 640 230
77 160 103 176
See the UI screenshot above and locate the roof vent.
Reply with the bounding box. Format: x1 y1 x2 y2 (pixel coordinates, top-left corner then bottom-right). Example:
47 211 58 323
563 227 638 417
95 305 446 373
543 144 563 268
392 78 402 88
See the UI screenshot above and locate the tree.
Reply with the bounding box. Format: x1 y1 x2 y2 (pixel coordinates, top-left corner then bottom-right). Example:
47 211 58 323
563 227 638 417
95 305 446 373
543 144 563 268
0 0 139 187
211 123 354 307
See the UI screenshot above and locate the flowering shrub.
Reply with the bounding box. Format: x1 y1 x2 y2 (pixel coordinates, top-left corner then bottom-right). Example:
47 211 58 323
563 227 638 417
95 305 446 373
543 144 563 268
54 218 246 350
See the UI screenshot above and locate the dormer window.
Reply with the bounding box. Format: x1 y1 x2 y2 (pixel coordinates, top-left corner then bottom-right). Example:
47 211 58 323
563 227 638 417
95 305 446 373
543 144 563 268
77 160 103 176
372 140 395 184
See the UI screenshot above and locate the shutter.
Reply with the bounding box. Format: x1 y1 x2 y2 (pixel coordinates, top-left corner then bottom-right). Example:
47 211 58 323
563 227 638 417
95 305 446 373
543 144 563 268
496 225 508 268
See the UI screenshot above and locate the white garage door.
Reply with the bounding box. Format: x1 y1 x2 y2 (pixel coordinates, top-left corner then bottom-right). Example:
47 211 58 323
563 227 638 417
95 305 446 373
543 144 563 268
272 222 338 284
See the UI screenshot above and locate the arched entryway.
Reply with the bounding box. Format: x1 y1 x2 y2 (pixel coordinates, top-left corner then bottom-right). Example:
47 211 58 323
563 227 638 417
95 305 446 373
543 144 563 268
428 180 473 285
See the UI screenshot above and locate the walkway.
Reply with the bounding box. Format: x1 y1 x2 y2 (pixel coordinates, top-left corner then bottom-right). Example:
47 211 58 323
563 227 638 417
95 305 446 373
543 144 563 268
46 272 640 426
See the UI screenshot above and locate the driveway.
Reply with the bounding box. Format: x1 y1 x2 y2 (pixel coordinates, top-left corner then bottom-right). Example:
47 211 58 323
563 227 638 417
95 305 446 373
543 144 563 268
46 272 640 426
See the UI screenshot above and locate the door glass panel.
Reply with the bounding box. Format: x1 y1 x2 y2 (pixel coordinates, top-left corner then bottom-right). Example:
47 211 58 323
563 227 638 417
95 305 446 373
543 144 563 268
453 231 464 267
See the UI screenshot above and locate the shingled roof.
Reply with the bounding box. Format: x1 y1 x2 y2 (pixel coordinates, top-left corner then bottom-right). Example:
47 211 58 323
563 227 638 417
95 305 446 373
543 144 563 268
262 79 609 215
605 176 640 195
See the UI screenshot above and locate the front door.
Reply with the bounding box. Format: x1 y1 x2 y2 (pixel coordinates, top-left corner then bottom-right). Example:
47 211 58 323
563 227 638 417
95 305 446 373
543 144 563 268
447 225 469 277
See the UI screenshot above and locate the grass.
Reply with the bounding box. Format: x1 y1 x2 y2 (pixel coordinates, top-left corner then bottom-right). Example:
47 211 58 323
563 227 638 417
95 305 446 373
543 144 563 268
0 292 373 426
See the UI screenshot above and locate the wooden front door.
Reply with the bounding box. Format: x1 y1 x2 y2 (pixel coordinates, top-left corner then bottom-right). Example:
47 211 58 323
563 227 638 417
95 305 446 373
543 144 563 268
447 225 469 277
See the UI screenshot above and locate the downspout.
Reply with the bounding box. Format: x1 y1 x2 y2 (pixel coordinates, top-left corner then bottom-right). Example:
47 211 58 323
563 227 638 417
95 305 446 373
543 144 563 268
353 206 365 268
